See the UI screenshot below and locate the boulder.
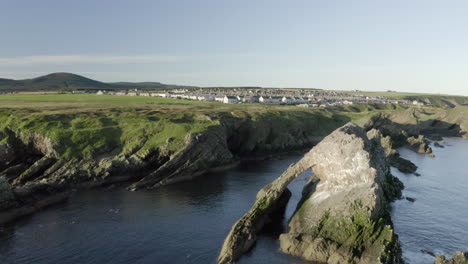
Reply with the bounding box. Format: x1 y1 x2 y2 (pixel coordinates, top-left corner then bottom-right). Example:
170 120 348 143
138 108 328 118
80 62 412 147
407 135 433 154
390 156 418 173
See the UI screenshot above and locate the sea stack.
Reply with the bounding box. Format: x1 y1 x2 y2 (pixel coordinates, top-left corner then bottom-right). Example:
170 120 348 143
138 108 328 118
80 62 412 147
279 123 403 264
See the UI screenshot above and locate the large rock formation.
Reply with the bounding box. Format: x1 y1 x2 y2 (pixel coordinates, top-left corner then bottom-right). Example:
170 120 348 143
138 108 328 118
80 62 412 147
279 123 403 264
435 251 468 264
218 123 403 264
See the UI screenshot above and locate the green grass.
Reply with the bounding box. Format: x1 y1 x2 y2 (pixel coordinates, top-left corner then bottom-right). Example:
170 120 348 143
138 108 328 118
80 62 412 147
0 94 462 160
0 108 217 160
345 90 468 108
0 94 208 106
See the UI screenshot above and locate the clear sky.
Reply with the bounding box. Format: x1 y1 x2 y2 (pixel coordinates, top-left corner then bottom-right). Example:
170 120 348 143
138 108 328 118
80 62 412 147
1 0 467 95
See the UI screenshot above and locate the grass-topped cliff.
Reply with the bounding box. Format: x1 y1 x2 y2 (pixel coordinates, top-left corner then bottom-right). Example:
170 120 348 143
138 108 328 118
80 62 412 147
0 93 466 224
1 94 466 162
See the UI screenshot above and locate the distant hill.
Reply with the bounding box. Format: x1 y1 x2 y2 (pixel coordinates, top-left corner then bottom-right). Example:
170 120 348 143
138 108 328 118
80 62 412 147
0 72 195 91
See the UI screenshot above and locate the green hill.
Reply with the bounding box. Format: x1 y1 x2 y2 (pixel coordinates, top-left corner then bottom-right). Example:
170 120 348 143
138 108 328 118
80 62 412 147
0 72 193 91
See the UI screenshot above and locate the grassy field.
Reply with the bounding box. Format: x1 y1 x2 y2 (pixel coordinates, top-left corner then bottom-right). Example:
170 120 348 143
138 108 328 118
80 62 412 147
345 90 468 108
0 94 308 115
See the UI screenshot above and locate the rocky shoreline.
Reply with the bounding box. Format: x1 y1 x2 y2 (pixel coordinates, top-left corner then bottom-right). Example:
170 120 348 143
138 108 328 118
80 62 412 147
0 106 467 262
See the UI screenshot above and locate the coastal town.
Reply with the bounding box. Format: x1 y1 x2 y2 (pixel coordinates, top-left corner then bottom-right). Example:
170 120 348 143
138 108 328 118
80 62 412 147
94 87 424 107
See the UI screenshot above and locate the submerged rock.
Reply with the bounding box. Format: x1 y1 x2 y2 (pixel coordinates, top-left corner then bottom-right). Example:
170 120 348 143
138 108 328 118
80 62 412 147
435 251 468 264
421 249 436 257
279 123 403 264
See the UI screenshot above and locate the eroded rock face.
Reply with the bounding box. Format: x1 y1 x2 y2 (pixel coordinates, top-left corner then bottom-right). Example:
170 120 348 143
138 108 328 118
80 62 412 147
130 127 235 190
435 251 468 264
279 123 403 264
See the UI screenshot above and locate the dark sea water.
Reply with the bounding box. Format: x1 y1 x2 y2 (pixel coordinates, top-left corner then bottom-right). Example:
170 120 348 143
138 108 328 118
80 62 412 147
0 156 311 264
0 138 466 264
392 138 468 264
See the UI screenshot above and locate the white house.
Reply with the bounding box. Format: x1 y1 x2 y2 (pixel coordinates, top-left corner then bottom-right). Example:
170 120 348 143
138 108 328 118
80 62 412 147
96 90 104 95
223 96 238 104
259 96 269 103
151 92 169 97
281 96 295 104
140 92 150 97
215 96 225 102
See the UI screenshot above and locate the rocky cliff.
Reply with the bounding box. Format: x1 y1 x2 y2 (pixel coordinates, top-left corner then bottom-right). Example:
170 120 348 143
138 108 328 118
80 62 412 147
0 109 346 224
364 106 468 144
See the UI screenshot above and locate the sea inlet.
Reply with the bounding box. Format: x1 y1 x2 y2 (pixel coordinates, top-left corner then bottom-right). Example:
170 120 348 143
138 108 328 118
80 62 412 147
1 138 467 264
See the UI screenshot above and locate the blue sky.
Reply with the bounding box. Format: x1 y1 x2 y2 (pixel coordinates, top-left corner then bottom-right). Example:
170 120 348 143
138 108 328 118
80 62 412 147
1 0 467 95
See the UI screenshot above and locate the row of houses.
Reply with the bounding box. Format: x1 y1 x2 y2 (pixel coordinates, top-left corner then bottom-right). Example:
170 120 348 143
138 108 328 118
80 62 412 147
104 90 317 105
97 89 418 106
